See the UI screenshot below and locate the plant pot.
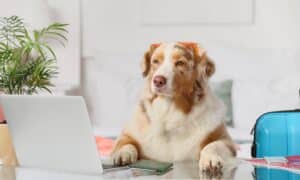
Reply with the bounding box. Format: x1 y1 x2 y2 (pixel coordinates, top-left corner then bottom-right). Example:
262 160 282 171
0 124 18 166
0 106 5 124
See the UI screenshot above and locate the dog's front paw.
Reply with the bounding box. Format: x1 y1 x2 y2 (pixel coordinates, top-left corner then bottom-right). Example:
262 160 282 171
111 144 138 166
199 152 224 176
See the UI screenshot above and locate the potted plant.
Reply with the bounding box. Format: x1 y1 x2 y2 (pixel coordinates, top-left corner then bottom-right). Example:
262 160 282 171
0 15 68 165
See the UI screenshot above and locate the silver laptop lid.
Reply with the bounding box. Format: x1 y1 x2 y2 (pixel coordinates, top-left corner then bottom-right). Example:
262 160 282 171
0 95 103 174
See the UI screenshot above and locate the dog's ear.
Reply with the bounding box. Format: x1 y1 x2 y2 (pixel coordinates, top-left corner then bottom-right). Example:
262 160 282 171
179 42 215 78
188 43 216 78
198 53 215 79
141 44 160 77
205 56 215 78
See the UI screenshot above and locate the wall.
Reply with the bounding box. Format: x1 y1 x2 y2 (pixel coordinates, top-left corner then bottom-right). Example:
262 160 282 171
82 0 300 56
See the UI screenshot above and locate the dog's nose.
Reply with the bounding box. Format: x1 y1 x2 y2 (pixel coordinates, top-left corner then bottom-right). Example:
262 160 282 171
153 76 167 88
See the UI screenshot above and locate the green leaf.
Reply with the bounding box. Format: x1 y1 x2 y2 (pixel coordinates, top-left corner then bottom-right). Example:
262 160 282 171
0 15 67 95
33 30 40 41
45 31 68 41
41 43 56 59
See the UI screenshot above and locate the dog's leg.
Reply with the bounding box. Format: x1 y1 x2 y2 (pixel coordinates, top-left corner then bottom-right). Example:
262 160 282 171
199 139 236 174
111 134 140 166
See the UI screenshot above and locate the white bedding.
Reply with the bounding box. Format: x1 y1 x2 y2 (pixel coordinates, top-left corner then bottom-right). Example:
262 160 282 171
227 127 253 143
94 126 253 159
236 143 252 159
226 127 253 159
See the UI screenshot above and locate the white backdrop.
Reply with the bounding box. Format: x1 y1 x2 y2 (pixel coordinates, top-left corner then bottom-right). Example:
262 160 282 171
82 0 300 55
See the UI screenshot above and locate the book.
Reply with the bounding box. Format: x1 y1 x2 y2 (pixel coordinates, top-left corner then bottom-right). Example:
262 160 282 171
102 160 173 176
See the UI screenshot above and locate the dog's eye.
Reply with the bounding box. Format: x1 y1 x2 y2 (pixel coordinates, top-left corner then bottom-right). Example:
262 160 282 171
152 59 159 64
175 60 185 67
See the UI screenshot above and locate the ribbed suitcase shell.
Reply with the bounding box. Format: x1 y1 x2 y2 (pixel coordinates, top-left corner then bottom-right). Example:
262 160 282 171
251 110 300 180
252 110 300 157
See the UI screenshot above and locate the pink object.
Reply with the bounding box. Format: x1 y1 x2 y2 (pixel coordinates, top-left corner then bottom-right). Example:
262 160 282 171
95 136 115 157
0 106 5 123
244 156 300 173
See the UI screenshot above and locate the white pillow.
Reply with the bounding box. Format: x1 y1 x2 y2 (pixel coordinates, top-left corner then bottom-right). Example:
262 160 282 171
83 54 142 130
208 47 297 82
206 47 300 132
233 79 300 131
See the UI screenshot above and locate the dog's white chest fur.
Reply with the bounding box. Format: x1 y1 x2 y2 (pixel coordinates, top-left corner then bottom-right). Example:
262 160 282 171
137 96 223 162
147 97 184 130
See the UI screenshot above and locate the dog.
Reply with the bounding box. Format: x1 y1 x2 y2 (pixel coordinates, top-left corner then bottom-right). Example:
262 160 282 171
111 42 236 173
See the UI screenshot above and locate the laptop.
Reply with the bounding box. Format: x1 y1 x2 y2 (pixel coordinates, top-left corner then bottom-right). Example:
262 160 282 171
0 95 109 174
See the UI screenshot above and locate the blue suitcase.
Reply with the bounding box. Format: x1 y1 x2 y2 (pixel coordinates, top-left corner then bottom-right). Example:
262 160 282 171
251 109 300 180
251 109 300 157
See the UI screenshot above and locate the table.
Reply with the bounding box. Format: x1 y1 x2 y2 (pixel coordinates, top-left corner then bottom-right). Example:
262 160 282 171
0 160 258 180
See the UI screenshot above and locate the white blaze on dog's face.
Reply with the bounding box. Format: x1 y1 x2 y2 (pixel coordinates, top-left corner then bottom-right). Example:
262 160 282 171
142 42 215 98
151 43 178 96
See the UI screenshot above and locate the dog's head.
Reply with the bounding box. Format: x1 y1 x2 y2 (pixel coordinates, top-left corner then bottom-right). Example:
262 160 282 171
142 42 215 99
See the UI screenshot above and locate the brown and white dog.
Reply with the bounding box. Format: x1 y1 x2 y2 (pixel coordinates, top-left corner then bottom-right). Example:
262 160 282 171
111 42 236 172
